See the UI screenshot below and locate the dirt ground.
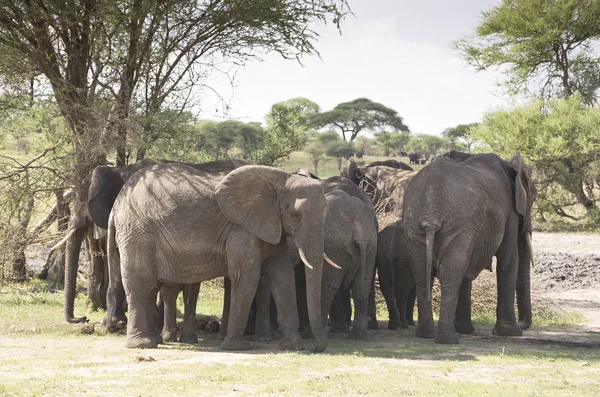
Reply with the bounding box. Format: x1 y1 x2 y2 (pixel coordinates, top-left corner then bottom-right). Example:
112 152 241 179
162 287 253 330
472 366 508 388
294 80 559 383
531 232 600 333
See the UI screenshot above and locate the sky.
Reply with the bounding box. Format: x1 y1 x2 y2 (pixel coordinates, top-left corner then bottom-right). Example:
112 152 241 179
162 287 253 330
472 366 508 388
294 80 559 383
199 0 505 136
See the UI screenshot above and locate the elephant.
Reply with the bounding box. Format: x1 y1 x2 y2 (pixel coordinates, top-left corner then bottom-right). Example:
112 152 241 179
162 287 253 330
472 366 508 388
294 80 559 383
402 152 536 344
106 163 334 351
343 160 416 213
55 158 161 324
54 158 245 342
292 168 379 331
365 159 413 171
294 189 378 340
408 153 420 164
376 220 416 330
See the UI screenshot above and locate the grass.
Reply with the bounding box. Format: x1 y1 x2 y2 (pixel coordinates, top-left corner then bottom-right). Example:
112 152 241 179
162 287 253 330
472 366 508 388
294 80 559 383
0 281 598 397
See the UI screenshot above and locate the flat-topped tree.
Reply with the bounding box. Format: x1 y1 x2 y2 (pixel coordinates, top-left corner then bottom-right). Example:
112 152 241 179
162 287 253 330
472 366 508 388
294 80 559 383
310 98 409 141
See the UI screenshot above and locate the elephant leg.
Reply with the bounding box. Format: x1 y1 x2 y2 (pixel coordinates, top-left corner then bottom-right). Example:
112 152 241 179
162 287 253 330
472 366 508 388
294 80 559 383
379 258 401 330
340 287 352 327
349 248 376 340
180 283 200 343
269 295 279 332
406 286 416 326
254 277 273 342
435 252 469 344
244 298 257 335
409 247 435 339
124 279 161 349
494 233 522 337
263 257 303 351
217 277 231 341
294 265 312 339
454 278 475 334
105 264 127 332
329 290 350 333
367 265 378 329
160 284 179 343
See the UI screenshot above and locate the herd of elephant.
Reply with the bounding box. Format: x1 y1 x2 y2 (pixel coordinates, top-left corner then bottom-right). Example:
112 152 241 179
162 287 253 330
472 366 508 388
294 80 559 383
53 150 536 352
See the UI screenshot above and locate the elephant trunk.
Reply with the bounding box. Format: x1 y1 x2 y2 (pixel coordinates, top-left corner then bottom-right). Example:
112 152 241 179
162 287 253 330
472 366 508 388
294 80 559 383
64 227 87 323
516 230 533 330
298 233 326 352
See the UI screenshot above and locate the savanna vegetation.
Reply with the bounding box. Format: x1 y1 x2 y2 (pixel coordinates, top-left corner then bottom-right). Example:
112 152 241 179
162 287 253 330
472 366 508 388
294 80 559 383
1 0 600 395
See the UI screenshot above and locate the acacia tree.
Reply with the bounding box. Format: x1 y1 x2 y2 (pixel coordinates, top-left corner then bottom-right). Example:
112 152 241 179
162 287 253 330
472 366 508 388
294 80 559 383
310 98 409 141
470 95 600 219
455 0 600 104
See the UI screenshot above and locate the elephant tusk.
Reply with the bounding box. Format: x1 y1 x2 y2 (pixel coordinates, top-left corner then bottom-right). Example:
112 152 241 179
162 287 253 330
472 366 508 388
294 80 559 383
50 228 77 252
298 248 313 270
324 253 341 269
525 232 535 269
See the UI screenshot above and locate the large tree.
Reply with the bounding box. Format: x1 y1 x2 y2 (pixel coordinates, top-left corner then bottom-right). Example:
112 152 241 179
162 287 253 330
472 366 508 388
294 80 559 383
310 98 409 141
442 123 479 152
455 0 600 104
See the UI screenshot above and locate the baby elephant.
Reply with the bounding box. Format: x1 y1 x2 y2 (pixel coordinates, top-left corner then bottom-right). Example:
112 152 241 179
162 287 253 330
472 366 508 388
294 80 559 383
376 220 416 329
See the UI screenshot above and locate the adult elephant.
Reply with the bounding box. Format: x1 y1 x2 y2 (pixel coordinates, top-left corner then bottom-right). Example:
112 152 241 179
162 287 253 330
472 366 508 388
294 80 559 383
343 160 416 212
294 189 377 340
106 164 333 351
54 158 160 323
403 153 536 344
365 159 413 171
293 169 380 331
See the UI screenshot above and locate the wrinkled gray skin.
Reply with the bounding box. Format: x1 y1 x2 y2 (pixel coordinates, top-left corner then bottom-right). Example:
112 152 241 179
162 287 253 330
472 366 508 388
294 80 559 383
292 169 379 331
87 159 245 343
376 220 416 330
63 159 160 324
403 153 536 344
107 164 329 351
307 189 378 339
343 160 416 212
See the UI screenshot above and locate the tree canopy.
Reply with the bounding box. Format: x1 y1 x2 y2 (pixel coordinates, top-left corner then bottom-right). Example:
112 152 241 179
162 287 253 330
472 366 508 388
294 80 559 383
469 94 600 219
442 123 479 152
310 98 409 141
455 0 600 104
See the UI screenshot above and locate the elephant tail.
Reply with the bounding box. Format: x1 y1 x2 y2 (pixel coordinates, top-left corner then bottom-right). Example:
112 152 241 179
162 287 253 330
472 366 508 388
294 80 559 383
421 220 440 304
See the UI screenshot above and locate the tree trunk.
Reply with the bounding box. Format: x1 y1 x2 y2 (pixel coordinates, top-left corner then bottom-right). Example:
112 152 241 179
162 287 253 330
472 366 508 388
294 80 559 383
11 196 34 282
39 189 70 288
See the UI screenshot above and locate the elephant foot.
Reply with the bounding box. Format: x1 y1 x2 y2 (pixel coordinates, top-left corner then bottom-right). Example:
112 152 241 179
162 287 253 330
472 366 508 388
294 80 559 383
180 331 199 344
104 314 127 333
348 327 369 340
161 330 177 343
493 321 523 337
329 321 350 333
454 320 475 334
367 320 379 330
387 317 402 330
216 325 227 341
299 326 314 340
518 319 532 330
220 337 252 351
415 323 435 339
125 335 158 349
254 323 272 342
434 332 459 344
279 333 303 351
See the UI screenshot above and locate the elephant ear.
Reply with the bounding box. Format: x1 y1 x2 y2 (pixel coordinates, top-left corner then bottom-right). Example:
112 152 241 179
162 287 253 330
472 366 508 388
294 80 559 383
88 166 127 229
294 167 320 180
510 153 532 217
215 165 286 245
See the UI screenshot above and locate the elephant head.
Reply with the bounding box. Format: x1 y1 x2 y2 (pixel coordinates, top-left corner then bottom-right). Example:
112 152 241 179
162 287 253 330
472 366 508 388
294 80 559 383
215 165 329 351
510 153 537 330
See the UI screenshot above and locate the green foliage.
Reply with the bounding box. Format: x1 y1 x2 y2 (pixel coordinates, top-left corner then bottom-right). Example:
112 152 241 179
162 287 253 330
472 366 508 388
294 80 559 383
310 98 409 141
316 131 342 145
325 140 355 171
442 123 479 152
255 98 320 166
455 0 600 104
469 95 600 220
303 143 326 175
405 134 446 159
373 131 409 156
